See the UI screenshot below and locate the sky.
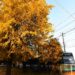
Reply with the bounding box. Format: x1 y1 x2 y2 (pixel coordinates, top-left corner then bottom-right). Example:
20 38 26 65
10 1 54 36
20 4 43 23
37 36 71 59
46 0 75 59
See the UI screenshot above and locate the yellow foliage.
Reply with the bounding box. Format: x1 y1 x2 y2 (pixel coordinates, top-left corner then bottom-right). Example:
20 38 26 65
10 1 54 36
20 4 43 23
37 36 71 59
0 18 15 33
0 0 62 63
0 40 10 47
39 38 62 63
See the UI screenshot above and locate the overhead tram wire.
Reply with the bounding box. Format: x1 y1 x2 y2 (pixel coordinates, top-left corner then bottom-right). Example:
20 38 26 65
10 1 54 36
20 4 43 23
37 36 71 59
56 28 75 51
64 27 75 35
55 27 75 38
55 12 75 29
54 0 75 20
65 38 75 42
52 0 75 38
53 0 75 36
55 19 75 34
52 0 75 50
64 46 75 48
55 12 75 28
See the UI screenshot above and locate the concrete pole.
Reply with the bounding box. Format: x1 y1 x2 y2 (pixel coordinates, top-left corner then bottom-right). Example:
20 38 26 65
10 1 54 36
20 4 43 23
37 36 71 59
62 33 66 52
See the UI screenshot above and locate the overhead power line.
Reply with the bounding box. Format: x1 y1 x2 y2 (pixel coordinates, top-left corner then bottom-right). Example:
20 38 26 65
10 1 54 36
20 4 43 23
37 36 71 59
65 38 75 42
64 27 75 34
53 0 75 51
55 20 75 38
56 27 75 38
55 20 75 32
55 12 75 29
53 0 75 34
62 45 75 48
54 0 75 20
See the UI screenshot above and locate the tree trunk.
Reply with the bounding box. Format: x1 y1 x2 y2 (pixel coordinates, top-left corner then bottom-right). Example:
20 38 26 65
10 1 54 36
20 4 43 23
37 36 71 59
6 60 12 75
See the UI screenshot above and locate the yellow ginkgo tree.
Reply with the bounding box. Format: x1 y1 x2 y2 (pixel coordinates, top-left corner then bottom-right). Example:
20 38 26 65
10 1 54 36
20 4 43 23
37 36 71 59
0 0 62 64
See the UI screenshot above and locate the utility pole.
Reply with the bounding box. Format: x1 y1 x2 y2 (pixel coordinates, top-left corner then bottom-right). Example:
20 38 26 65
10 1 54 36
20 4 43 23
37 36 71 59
62 33 66 52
